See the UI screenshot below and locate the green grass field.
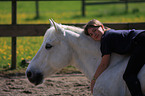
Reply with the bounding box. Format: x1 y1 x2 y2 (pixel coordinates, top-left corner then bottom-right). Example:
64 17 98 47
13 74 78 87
0 1 145 70
0 1 145 24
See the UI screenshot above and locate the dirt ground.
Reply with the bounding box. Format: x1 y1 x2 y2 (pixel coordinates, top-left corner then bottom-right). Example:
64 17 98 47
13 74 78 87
0 71 91 96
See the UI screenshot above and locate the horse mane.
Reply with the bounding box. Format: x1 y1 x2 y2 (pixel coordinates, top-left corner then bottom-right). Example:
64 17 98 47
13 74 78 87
61 24 84 34
44 24 84 40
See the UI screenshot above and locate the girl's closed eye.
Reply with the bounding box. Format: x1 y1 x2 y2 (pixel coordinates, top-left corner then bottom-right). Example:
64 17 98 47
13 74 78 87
92 28 97 33
89 33 93 36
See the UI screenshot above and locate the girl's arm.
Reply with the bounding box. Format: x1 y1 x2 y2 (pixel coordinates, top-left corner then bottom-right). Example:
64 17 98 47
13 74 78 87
93 54 111 80
91 54 111 93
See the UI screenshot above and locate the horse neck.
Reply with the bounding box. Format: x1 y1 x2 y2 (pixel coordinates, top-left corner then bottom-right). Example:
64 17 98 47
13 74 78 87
67 31 102 80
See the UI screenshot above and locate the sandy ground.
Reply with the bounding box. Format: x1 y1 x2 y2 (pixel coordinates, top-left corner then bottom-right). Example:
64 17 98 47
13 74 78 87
0 72 91 96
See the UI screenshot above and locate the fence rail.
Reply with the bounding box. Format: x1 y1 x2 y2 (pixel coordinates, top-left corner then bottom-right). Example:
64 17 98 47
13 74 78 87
85 1 145 5
1 23 145 37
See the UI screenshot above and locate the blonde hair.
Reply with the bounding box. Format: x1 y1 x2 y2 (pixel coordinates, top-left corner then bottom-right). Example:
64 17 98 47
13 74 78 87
84 19 110 35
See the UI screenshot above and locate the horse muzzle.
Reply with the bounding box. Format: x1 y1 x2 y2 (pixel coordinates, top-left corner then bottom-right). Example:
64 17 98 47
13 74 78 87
26 70 43 86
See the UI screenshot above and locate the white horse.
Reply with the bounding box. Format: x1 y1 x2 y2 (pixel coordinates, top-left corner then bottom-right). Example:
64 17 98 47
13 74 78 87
26 19 145 96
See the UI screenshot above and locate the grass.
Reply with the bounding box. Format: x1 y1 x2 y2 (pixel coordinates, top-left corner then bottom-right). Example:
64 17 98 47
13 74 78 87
0 37 43 69
0 1 145 71
0 1 145 24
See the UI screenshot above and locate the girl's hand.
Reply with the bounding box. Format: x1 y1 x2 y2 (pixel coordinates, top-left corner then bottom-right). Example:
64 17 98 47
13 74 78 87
91 79 96 94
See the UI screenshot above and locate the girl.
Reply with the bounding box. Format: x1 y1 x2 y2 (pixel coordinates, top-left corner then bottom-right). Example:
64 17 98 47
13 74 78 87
84 19 145 96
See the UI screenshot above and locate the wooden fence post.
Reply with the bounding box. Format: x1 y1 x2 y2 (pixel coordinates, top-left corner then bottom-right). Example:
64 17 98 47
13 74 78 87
11 0 17 69
125 0 128 13
35 0 39 19
82 0 85 17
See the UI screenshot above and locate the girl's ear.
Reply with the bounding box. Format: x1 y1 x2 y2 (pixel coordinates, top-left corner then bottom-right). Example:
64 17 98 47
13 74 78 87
101 25 105 31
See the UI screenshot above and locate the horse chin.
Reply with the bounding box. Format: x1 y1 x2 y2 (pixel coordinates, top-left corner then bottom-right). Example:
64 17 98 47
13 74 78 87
28 77 44 86
28 76 44 86
34 79 44 86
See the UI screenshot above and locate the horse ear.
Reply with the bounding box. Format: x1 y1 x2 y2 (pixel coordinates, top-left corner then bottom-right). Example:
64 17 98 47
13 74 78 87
49 19 53 27
51 19 66 36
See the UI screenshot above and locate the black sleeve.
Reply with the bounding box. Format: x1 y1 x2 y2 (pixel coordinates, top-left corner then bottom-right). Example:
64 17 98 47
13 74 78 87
100 35 112 57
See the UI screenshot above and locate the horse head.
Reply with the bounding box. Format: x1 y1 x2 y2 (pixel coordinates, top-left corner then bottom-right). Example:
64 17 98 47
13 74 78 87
26 19 73 85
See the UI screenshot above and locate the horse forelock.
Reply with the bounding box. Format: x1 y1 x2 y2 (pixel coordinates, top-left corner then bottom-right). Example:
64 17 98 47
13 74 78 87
44 27 56 40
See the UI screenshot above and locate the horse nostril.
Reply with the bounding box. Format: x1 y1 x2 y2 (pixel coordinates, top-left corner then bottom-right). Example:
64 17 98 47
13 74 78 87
27 71 32 78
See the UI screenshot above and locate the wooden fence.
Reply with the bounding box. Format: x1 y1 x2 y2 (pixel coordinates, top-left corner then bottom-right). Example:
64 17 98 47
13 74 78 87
0 0 145 69
1 23 145 69
82 0 145 16
1 23 145 37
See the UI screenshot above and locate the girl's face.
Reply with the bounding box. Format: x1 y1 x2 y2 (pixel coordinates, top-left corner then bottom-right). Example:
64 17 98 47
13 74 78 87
88 25 104 41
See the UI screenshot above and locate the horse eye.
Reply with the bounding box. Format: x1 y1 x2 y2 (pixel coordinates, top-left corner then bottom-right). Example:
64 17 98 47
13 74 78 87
45 43 53 49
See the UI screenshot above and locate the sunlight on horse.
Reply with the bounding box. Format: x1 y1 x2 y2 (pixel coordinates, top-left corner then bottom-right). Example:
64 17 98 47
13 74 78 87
26 19 145 96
